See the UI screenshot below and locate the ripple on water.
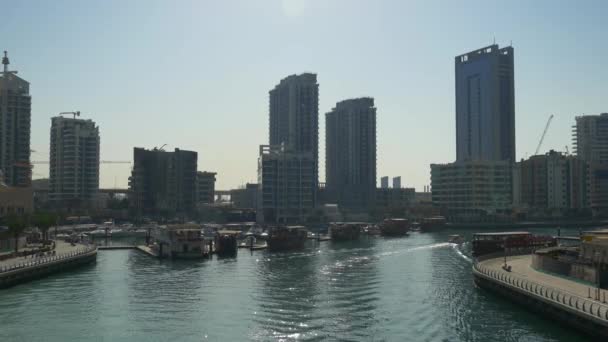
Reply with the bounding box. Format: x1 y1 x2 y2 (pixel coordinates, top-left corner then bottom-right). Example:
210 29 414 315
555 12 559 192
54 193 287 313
0 232 597 342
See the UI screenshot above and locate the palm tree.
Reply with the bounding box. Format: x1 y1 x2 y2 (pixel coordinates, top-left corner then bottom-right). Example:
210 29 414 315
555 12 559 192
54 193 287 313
33 212 56 242
4 214 28 254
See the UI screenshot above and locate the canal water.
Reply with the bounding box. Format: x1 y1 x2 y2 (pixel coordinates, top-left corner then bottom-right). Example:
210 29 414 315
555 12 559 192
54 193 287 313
0 228 594 341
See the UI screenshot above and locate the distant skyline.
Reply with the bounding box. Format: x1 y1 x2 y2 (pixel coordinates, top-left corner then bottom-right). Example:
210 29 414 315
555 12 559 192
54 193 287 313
2 0 608 190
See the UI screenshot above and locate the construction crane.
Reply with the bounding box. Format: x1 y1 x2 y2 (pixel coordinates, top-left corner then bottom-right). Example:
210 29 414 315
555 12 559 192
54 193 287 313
535 114 554 155
59 111 80 119
31 160 131 164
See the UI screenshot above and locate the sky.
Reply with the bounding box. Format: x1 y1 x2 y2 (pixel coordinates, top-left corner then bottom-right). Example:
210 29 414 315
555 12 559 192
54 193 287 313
2 0 608 190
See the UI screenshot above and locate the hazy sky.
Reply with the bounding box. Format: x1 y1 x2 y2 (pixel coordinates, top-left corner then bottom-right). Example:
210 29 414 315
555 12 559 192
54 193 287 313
2 0 607 190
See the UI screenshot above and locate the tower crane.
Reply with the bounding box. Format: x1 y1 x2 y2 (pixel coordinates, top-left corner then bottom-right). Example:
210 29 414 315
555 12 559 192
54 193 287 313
535 114 554 155
31 160 131 164
59 111 80 119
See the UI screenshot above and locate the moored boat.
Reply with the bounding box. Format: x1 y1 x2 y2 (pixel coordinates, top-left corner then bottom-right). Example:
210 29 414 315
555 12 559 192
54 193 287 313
380 218 409 237
472 231 556 257
420 216 447 232
329 222 362 241
267 226 308 252
448 234 464 244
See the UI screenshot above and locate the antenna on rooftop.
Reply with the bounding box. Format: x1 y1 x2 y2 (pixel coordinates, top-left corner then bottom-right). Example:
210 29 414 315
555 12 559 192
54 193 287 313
1 51 17 75
2 51 8 73
493 36 496 45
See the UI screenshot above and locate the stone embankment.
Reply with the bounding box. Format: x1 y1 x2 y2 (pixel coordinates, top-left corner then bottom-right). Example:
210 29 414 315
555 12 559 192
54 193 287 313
473 254 608 339
0 243 97 288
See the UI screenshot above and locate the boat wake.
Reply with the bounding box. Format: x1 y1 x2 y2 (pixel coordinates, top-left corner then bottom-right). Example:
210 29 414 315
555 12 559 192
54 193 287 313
408 242 454 251
452 243 472 263
397 242 473 263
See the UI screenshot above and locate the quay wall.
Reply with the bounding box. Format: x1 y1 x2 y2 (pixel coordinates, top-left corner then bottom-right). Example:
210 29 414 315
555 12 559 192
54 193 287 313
473 260 608 339
0 246 97 289
531 254 598 285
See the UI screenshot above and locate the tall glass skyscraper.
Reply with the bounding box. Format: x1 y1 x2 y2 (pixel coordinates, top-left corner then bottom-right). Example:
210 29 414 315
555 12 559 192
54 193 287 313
325 97 376 210
0 52 31 187
455 44 515 163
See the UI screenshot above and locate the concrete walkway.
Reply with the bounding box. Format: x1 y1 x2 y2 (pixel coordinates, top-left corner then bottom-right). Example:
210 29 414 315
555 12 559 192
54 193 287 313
0 241 89 269
480 254 608 303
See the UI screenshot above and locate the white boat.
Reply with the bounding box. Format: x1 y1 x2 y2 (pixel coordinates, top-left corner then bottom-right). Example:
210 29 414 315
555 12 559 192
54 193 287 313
89 229 109 237
448 234 465 244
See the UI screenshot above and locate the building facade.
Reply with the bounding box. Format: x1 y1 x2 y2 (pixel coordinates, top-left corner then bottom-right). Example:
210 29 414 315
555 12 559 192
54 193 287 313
325 97 376 210
129 148 197 217
573 114 608 216
49 116 100 204
269 73 319 194
0 173 33 217
0 52 31 187
375 187 415 209
258 73 319 224
513 151 589 215
455 44 515 163
431 160 512 221
257 145 315 224
196 171 216 204
380 176 389 189
230 183 258 209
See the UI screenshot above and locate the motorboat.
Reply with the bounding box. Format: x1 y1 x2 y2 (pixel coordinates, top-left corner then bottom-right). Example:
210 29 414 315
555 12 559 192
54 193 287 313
448 234 464 244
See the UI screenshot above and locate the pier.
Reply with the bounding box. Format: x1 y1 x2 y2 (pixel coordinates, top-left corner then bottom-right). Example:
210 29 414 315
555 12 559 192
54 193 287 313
473 254 608 338
0 242 97 288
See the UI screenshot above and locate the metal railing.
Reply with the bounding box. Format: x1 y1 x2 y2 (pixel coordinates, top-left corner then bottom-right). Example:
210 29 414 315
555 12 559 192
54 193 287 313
0 245 97 274
473 261 608 322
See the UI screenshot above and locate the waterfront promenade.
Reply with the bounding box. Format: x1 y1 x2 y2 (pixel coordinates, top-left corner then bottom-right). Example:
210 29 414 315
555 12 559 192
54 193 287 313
474 254 608 337
0 241 91 269
0 241 97 288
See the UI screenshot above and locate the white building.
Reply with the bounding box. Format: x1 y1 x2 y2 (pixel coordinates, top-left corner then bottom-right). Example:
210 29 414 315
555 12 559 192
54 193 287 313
49 116 100 204
431 160 512 221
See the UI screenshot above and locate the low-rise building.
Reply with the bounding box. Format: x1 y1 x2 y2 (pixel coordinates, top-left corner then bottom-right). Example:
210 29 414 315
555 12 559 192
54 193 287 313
0 174 33 217
375 187 415 209
196 171 216 204
257 144 315 224
430 160 512 221
512 151 589 217
230 183 258 209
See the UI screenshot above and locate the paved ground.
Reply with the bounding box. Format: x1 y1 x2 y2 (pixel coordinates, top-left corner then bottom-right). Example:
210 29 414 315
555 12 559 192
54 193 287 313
0 241 89 269
480 255 607 302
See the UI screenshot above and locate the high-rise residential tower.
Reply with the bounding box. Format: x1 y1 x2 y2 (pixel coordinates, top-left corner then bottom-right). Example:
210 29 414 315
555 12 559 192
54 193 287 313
0 51 31 187
455 44 515 163
129 147 197 217
258 73 319 223
49 116 100 203
325 97 376 209
573 113 608 216
269 73 319 186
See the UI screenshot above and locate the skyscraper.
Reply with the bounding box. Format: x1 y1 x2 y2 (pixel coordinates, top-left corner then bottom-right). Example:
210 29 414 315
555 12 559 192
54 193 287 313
455 44 515 163
573 114 608 163
573 113 608 216
0 51 31 187
325 97 376 209
129 147 197 217
49 115 100 204
258 73 319 223
269 73 319 186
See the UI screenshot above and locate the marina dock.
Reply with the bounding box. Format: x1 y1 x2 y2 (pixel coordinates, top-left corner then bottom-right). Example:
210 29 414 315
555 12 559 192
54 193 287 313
473 254 608 338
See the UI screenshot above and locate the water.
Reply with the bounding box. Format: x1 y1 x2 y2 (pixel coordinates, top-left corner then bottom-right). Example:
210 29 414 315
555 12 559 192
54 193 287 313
0 228 594 341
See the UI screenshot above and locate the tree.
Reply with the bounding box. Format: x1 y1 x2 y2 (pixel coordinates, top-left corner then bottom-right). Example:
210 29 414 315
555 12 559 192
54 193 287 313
33 212 56 242
4 214 28 254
